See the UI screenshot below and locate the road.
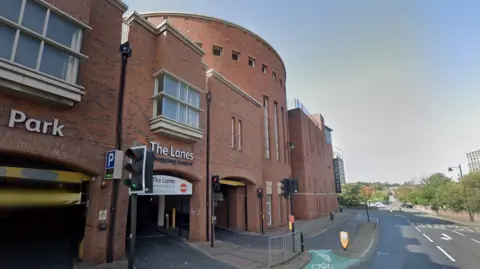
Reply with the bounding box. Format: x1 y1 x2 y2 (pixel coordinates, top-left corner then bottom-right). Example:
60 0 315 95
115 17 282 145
351 207 480 269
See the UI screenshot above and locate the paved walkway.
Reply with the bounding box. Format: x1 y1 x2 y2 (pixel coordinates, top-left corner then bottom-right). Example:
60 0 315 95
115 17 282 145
189 210 356 269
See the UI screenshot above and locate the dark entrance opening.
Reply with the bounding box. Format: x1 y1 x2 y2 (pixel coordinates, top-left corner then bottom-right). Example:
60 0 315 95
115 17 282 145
0 154 88 269
127 170 192 244
215 179 247 232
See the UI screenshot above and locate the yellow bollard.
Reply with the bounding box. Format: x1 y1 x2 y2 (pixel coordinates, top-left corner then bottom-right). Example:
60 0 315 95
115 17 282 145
172 208 176 228
78 239 84 261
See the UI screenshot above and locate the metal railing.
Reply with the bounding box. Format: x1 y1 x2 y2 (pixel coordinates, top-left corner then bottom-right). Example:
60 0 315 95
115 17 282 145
267 231 302 268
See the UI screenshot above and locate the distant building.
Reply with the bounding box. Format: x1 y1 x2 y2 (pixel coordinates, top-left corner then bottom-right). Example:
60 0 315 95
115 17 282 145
466 150 480 172
333 152 346 184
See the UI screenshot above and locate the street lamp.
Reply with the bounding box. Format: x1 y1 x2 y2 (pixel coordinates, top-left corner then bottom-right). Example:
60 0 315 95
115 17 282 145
448 165 473 221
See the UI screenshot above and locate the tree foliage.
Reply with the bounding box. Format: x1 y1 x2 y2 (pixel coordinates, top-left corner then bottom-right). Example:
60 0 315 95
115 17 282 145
399 171 480 220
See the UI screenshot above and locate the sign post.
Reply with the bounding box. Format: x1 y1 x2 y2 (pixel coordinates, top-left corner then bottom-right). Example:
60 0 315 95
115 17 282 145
340 231 349 250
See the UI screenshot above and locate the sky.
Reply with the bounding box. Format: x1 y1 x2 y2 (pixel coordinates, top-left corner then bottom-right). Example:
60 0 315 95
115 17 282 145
123 0 480 184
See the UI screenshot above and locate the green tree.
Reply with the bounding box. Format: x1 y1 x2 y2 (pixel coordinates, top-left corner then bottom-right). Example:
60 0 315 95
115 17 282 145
461 172 480 220
339 184 362 206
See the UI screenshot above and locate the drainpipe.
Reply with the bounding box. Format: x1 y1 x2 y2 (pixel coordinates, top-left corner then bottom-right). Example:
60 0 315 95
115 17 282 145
107 42 132 263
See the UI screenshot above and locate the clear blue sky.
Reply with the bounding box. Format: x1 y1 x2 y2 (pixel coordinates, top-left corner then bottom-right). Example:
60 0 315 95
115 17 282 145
123 0 480 183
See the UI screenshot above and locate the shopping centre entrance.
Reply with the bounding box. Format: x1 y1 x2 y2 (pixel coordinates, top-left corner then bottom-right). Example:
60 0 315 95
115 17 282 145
133 172 193 240
0 154 90 269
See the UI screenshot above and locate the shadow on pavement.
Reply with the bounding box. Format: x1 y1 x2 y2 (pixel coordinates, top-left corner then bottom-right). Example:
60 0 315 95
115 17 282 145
214 227 269 248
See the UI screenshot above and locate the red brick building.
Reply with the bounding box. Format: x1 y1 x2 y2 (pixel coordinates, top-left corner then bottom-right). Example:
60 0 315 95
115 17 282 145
0 2 338 267
0 0 127 266
288 102 338 220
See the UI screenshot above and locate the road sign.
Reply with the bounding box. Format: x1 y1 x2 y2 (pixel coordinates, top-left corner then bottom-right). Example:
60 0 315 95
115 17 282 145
104 150 123 180
180 183 187 193
340 231 349 249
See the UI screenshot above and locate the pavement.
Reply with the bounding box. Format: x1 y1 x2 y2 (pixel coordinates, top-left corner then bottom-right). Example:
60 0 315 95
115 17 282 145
187 210 357 269
349 205 480 269
302 211 379 269
69 210 358 269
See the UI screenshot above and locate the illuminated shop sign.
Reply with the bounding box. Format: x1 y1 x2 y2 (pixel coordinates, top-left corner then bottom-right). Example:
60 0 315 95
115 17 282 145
149 141 193 166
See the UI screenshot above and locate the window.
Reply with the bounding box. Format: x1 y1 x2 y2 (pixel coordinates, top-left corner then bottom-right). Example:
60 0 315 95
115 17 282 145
231 117 235 149
280 78 283 87
325 129 332 145
213 45 222 56
264 96 270 159
272 71 276 81
262 64 267 74
0 0 84 83
238 120 242 151
278 195 282 224
232 50 240 61
267 194 272 226
285 110 290 164
248 57 255 67
274 102 279 161
195 42 202 48
154 72 201 129
281 107 286 163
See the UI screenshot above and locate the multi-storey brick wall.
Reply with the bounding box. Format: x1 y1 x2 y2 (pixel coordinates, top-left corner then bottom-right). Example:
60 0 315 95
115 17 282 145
0 0 127 264
142 12 292 229
288 109 338 220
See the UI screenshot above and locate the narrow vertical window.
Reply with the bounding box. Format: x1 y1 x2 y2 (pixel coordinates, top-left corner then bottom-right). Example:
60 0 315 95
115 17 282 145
238 120 242 151
285 110 289 164
281 107 286 163
264 96 270 159
231 117 235 149
267 194 272 225
274 102 279 161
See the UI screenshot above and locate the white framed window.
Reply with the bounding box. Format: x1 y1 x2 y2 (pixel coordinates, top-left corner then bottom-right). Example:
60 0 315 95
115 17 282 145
267 194 272 226
238 120 242 151
231 117 235 149
248 57 255 67
274 102 279 161
213 45 222 56
278 194 282 224
153 72 201 129
281 106 286 163
232 50 240 61
262 64 267 74
0 0 85 84
264 96 270 159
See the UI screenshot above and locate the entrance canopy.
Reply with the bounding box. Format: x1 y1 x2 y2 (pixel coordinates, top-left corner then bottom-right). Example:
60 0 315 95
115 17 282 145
0 166 90 207
139 175 193 196
220 179 245 187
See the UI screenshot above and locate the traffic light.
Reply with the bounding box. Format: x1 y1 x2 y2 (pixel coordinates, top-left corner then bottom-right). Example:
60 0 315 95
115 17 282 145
123 145 154 193
290 178 299 194
281 178 290 198
212 175 220 191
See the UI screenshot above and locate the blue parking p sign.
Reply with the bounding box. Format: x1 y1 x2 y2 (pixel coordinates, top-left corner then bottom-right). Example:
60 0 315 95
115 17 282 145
106 150 116 169
104 150 123 180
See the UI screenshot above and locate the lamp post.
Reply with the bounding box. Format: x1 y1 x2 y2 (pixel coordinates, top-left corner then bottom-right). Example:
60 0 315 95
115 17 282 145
448 165 473 221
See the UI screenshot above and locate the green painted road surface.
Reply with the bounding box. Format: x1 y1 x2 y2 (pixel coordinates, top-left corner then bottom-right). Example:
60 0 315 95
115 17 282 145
304 250 359 269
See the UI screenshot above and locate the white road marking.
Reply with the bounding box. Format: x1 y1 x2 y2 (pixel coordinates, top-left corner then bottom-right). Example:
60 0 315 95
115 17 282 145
415 227 421 232
423 233 434 243
305 228 327 238
464 227 474 232
440 233 452 241
436 246 456 262
471 238 480 244
452 230 465 236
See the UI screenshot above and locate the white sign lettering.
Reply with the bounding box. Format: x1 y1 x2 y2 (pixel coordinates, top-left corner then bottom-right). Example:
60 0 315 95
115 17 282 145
8 109 64 136
149 141 194 160
150 175 193 195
